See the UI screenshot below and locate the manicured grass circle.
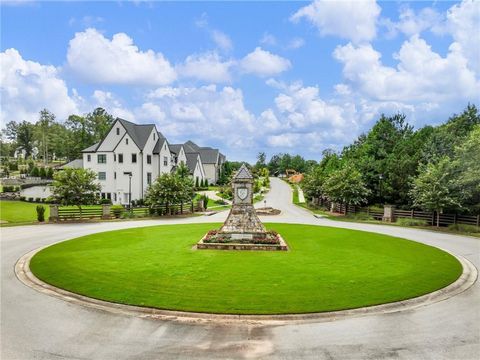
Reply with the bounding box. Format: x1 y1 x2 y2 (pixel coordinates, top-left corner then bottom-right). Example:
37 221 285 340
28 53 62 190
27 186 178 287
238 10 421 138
30 223 462 314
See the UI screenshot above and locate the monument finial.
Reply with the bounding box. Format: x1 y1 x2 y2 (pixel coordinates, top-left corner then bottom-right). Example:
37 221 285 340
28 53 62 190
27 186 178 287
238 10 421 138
233 163 253 180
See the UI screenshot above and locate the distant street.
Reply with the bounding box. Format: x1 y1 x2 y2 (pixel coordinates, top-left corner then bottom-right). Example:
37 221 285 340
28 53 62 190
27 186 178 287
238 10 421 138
1 177 479 359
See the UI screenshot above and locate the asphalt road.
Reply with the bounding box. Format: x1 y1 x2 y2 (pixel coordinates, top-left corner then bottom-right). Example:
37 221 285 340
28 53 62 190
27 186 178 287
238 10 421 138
1 178 479 359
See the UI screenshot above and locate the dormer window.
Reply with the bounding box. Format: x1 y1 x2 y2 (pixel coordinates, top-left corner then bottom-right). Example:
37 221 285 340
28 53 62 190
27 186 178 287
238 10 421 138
153 133 156 140
126 138 129 145
116 128 120 135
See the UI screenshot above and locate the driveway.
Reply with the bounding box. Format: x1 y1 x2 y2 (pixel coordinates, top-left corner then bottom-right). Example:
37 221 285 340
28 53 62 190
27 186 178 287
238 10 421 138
1 177 479 359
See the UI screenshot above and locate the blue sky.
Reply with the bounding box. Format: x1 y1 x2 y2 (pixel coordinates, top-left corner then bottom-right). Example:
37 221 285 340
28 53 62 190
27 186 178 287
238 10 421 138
1 1 479 162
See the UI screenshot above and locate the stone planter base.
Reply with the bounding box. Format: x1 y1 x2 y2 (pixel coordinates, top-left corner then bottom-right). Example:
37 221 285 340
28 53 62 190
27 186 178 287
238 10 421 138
196 233 288 251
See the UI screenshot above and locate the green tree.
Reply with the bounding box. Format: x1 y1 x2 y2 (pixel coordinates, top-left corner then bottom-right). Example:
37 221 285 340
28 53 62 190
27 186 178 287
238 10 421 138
176 161 189 178
145 173 194 213
36 109 56 165
16 121 35 157
452 125 480 213
323 164 370 210
410 157 461 227
51 168 101 217
86 107 115 143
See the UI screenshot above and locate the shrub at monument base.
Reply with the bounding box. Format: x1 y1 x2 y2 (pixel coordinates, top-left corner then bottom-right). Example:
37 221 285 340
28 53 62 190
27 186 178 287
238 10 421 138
29 223 462 315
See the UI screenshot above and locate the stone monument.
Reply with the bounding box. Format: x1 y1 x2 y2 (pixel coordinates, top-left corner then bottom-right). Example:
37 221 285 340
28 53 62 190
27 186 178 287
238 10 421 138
197 164 287 250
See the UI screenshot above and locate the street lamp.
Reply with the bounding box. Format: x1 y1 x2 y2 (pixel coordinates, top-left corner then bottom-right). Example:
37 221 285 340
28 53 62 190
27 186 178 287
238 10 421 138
123 172 132 209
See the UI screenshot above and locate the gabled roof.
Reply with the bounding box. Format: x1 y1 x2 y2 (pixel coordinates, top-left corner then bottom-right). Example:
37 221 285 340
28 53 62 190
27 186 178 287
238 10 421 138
198 147 219 164
81 142 100 152
153 137 167 154
169 144 183 155
57 158 84 169
117 118 155 150
183 140 200 153
184 152 200 174
234 163 253 180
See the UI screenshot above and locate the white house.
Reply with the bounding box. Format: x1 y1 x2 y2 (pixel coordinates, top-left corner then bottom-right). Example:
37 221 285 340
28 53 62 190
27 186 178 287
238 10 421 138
78 118 225 204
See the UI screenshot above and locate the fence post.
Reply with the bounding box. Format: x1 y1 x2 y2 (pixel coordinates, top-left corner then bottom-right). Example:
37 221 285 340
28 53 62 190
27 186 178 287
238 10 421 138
102 204 111 219
191 201 194 213
411 209 414 219
476 214 479 228
383 205 395 222
454 213 457 225
48 204 59 222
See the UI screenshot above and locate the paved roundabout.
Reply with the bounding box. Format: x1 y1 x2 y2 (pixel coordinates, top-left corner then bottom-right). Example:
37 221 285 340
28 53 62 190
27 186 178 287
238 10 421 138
2 178 479 359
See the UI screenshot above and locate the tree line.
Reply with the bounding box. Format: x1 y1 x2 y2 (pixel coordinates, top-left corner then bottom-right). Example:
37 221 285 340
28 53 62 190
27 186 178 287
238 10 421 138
1 107 114 163
301 105 480 216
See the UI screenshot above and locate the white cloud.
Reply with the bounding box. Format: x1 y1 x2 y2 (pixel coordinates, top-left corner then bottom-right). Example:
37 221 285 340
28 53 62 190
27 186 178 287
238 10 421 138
135 102 166 122
267 133 301 148
239 47 291 77
291 0 381 44
286 37 305 50
67 28 176 86
333 36 478 104
177 52 233 83
260 32 277 46
395 6 443 36
92 90 134 120
144 85 256 148
211 30 233 51
0 48 79 124
445 0 480 73
270 82 351 130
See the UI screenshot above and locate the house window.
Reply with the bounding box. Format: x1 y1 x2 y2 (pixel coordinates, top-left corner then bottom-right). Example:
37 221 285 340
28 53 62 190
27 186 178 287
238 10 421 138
97 154 106 164
163 156 168 166
118 153 123 163
114 154 116 162
114 172 116 179
147 172 152 185
87 154 91 162
126 138 129 145
116 128 120 135
132 153 137 163
147 155 152 164
153 133 156 140
98 172 106 180
114 193 117 202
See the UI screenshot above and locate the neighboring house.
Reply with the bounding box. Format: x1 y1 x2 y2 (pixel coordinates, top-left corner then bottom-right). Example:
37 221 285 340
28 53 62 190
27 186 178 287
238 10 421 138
76 118 225 205
181 140 226 184
81 118 172 204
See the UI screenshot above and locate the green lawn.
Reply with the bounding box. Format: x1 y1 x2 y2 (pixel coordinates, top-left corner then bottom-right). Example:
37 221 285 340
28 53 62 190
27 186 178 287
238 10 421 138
0 200 50 224
0 201 101 225
30 223 462 314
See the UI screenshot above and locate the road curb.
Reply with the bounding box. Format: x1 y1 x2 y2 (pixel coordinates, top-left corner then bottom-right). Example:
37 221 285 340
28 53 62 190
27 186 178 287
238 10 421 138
15 244 477 326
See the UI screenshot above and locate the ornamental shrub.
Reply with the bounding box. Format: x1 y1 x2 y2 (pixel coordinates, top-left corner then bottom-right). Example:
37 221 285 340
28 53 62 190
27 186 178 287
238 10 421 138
448 224 480 233
36 205 45 222
396 218 428 227
30 166 39 177
111 205 124 218
39 167 47 179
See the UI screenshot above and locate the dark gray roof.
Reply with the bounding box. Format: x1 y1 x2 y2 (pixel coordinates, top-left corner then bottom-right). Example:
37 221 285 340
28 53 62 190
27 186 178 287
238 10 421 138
184 152 199 174
169 144 183 155
198 148 219 164
81 142 100 152
58 158 83 169
118 118 155 150
153 137 167 154
234 163 253 179
183 140 200 153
